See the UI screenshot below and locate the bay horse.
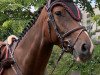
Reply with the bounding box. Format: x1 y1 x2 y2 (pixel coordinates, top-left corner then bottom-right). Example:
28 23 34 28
2 0 94 75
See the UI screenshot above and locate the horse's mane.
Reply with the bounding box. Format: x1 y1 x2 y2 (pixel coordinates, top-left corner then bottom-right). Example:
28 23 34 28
18 5 44 41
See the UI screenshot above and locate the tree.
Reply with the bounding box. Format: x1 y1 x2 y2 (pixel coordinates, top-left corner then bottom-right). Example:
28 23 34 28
92 15 100 26
0 0 100 75
33 0 100 15
0 0 34 40
91 15 100 34
0 0 100 40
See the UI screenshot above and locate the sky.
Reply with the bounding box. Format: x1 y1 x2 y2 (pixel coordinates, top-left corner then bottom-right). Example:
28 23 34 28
30 6 35 13
91 0 96 7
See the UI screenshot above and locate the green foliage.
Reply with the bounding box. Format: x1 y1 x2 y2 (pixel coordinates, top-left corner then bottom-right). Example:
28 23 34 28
77 0 94 15
0 0 23 11
47 45 100 75
0 0 33 40
92 15 100 26
98 36 100 39
96 0 100 9
0 0 100 74
0 20 28 40
0 0 100 40
33 0 46 7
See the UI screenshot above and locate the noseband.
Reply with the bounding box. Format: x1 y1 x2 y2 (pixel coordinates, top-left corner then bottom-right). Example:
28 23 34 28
46 1 87 63
46 1 87 74
48 13 86 62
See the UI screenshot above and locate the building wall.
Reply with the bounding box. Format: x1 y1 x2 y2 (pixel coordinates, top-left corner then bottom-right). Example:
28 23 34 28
81 7 100 40
94 8 100 15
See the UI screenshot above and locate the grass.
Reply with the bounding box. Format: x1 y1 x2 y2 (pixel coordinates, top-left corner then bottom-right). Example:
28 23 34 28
47 44 100 75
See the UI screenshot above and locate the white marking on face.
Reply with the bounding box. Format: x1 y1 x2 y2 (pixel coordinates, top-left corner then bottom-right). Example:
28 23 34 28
73 56 81 62
84 31 94 54
76 57 81 62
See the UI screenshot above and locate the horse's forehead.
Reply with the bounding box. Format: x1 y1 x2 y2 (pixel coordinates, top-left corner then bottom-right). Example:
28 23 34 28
52 6 64 11
46 0 82 21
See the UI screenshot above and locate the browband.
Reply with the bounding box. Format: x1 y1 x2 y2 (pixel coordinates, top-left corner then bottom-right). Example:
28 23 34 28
46 0 82 21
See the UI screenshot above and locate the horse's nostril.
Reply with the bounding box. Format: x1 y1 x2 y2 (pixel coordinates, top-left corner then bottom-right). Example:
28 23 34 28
63 41 69 48
81 44 88 52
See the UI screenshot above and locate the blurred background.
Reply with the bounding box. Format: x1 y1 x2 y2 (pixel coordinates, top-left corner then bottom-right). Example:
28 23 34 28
0 0 100 75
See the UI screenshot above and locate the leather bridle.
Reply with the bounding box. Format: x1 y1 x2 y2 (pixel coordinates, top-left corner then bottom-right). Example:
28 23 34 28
3 1 87 75
47 11 86 62
46 1 87 74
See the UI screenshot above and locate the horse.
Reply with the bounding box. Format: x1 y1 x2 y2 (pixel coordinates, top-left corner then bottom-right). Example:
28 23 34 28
2 0 94 75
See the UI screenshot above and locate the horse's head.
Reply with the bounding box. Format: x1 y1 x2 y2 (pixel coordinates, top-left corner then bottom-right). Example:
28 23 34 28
46 0 94 62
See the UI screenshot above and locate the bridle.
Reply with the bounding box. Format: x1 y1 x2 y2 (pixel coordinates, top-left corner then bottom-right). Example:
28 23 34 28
46 0 87 59
3 1 87 75
46 0 87 74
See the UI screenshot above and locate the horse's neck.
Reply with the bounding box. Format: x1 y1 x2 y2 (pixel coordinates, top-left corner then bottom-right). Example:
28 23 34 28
14 7 53 75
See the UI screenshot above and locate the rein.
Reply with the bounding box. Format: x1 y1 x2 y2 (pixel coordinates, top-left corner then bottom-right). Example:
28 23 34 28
48 13 86 75
1 1 87 75
7 41 23 75
0 40 23 75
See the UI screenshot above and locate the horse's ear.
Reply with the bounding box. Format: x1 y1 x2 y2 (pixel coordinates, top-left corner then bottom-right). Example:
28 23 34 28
48 0 55 5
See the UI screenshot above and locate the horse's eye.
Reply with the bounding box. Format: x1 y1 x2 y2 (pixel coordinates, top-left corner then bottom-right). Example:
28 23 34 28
55 11 62 16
